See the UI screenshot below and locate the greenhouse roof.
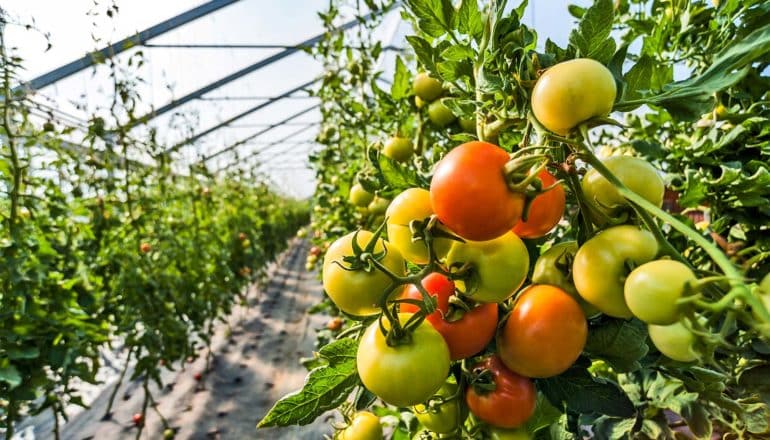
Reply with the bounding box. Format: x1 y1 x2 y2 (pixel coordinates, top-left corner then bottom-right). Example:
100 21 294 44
2 0 584 199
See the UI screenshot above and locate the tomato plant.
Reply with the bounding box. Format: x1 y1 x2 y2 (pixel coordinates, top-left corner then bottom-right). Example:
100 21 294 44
401 273 497 360
431 141 525 241
413 72 443 102
465 356 536 429
531 241 600 317
383 136 414 162
412 379 465 434
498 285 587 378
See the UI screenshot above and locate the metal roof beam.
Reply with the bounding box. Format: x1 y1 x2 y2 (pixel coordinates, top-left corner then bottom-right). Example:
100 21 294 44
202 103 320 162
16 0 242 92
128 13 375 130
165 77 319 153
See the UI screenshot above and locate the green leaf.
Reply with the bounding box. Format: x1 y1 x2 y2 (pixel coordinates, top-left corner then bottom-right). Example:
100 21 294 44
0 365 22 388
538 361 635 417
405 0 454 38
568 4 586 19
441 45 474 62
584 318 649 373
406 35 436 73
8 346 40 360
568 0 616 64
257 338 359 427
617 23 770 118
391 56 411 100
526 393 563 434
378 153 422 192
456 0 483 39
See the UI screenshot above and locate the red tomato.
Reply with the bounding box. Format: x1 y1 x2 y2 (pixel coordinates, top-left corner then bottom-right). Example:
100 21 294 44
512 169 565 239
401 273 498 360
465 355 536 429
498 285 587 378
431 141 525 241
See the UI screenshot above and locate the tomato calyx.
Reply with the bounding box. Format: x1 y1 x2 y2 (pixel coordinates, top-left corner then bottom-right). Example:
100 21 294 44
466 365 497 395
336 225 390 274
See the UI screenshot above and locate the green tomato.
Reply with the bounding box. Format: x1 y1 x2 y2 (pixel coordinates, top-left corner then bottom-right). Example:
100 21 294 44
322 231 405 316
573 226 658 318
459 117 476 133
357 313 450 407
446 232 529 303
581 156 664 224
489 427 532 440
338 411 383 440
530 58 616 135
163 428 175 439
385 188 451 264
383 136 414 162
531 241 600 317
648 321 699 362
624 260 696 325
413 72 443 102
350 184 375 207
368 196 390 216
413 380 465 434
428 99 457 128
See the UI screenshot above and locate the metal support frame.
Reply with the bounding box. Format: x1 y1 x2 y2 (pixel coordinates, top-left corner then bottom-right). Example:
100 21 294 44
214 125 317 172
144 43 313 49
129 13 375 130
165 77 319 153
202 103 320 162
17 0 242 92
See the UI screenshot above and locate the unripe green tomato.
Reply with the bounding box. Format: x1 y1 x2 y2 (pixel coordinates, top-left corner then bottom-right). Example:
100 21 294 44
459 117 476 133
322 231 405 316
413 72 444 102
489 427 532 440
531 58 617 135
413 380 465 434
368 196 390 216
648 321 699 362
428 100 456 128
383 136 414 162
624 260 696 325
338 411 383 440
581 156 664 224
357 313 450 407
163 428 175 439
532 241 600 317
385 188 451 264
572 225 658 318
350 183 375 207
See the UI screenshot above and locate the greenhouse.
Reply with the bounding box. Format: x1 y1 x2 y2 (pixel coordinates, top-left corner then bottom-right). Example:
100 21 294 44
0 0 769 439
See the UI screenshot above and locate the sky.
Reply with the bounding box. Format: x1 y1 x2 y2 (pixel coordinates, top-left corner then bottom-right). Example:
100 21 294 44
2 0 590 199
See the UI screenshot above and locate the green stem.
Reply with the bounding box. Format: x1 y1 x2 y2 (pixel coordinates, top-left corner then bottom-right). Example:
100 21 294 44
1 26 21 238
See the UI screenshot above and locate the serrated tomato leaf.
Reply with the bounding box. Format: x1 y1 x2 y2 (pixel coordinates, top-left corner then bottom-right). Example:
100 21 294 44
584 318 649 373
257 338 359 427
537 362 635 417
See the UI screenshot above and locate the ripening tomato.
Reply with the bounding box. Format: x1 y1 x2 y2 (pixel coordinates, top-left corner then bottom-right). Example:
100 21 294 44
412 379 466 434
511 169 565 238
357 313 450 407
624 260 696 325
498 285 587 378
428 99 457 127
401 273 498 360
466 356 536 429
338 411 383 440
322 231 405 316
531 58 617 135
459 117 476 133
431 142 525 241
581 156 664 224
350 183 375 207
383 136 414 162
573 226 658 318
445 232 529 303
385 188 451 264
648 321 699 362
414 72 443 102
531 241 600 317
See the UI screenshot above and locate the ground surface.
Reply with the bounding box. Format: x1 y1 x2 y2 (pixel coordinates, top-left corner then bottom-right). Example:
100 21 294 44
15 239 334 440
